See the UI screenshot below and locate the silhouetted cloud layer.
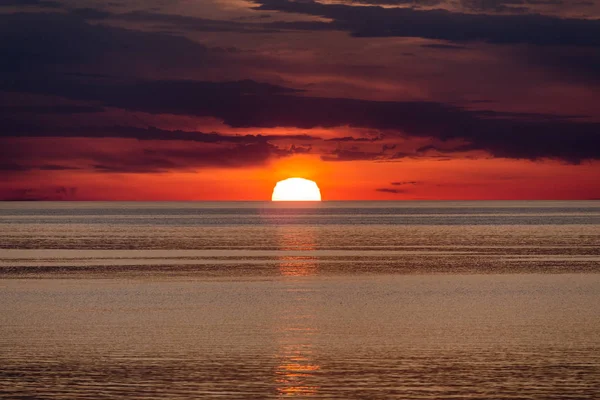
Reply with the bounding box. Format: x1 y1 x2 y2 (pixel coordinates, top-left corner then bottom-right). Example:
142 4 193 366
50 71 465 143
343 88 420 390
2 75 599 162
253 0 600 46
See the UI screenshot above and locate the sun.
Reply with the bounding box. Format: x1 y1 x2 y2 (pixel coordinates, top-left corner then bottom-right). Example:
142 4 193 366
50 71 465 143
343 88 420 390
272 178 322 201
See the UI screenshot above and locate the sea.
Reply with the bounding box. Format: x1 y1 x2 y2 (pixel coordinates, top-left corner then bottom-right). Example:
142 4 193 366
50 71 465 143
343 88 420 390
1 201 599 399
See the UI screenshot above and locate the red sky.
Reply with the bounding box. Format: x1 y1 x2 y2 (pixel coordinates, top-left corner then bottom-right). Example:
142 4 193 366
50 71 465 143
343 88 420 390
1 0 599 200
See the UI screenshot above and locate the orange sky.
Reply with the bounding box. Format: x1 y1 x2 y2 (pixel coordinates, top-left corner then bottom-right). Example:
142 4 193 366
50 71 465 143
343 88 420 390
3 153 597 200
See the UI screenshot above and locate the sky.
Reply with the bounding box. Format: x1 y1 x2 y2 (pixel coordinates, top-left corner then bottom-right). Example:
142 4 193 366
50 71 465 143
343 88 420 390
1 0 599 200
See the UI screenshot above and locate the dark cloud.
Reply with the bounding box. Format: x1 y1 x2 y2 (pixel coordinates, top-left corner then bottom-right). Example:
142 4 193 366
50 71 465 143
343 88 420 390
0 163 30 172
88 142 298 173
38 164 80 170
391 181 422 185
375 188 408 193
321 145 412 161
0 133 314 174
341 0 445 7
459 0 530 13
0 105 321 173
326 136 382 142
65 0 600 47
420 44 469 50
1 186 77 201
375 180 422 194
1 105 104 114
416 143 479 155
252 0 600 46
3 74 599 162
286 144 312 154
0 12 240 77
69 7 346 35
0 163 78 171
459 0 594 13
523 46 600 84
0 0 61 8
71 8 280 34
417 144 450 153
343 0 443 5
321 147 387 162
0 120 319 143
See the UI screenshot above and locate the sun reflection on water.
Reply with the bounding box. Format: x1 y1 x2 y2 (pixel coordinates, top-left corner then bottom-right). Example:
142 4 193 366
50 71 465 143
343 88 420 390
275 344 320 397
276 226 319 277
274 226 321 396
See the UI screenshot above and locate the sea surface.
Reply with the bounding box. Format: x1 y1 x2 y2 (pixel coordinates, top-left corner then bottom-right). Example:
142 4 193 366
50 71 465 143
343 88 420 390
1 201 599 399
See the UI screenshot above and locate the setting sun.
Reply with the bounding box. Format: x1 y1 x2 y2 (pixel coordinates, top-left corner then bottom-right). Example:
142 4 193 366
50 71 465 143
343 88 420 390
272 178 322 201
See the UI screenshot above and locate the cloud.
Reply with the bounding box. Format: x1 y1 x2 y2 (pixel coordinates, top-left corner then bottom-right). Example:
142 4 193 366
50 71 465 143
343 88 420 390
3 75 599 162
375 181 422 193
38 164 80 170
252 0 600 46
344 0 443 5
71 8 281 34
0 120 319 143
286 144 312 154
70 7 348 35
1 186 77 201
523 46 600 84
0 163 31 172
391 181 422 185
1 105 105 114
321 147 387 161
326 136 382 142
0 134 313 174
1 9 599 166
0 12 241 77
0 162 78 171
458 0 595 14
88 142 296 173
420 44 469 50
459 0 530 13
0 0 61 8
64 0 600 47
375 188 408 193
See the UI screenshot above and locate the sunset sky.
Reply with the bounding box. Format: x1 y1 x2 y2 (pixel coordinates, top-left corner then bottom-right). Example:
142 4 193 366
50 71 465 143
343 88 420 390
1 0 599 200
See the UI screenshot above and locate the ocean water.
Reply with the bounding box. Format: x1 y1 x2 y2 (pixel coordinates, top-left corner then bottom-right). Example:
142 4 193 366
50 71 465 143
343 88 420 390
1 201 599 399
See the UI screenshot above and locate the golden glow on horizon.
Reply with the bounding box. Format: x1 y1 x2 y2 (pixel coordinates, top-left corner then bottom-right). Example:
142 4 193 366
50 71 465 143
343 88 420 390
272 178 322 201
12 156 598 201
